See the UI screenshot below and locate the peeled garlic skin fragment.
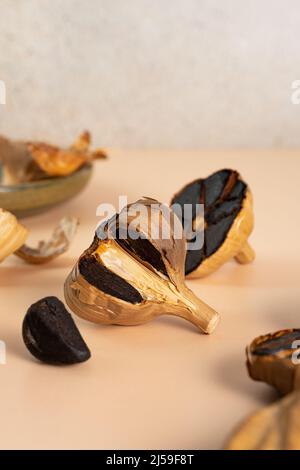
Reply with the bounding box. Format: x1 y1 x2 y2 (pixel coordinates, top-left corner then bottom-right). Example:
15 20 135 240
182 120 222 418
0 209 28 262
225 391 300 450
171 169 255 278
0 132 107 183
14 216 78 265
22 296 91 365
28 131 107 177
64 198 220 334
247 329 300 396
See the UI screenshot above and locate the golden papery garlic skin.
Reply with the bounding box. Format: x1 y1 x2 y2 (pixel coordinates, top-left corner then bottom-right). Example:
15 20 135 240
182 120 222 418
65 198 220 334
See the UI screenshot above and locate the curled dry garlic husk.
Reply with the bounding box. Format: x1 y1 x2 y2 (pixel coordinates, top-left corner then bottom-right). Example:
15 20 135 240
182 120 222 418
65 198 220 334
247 329 300 396
0 208 78 264
171 169 255 278
226 391 300 450
0 131 106 184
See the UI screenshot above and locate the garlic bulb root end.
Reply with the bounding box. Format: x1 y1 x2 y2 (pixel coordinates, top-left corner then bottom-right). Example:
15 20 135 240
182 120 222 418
235 241 255 264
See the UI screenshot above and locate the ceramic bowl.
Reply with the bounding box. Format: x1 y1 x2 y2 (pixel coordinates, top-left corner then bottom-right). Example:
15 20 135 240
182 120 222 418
0 163 93 218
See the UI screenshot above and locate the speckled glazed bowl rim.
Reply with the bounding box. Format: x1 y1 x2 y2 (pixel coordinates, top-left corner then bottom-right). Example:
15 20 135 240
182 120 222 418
0 163 92 192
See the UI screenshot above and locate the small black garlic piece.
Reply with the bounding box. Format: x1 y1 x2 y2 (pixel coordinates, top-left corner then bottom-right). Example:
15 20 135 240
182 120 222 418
247 329 300 396
22 296 91 365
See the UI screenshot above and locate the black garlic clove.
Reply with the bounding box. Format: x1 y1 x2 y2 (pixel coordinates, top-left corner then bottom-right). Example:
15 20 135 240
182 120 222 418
22 296 91 365
247 329 300 396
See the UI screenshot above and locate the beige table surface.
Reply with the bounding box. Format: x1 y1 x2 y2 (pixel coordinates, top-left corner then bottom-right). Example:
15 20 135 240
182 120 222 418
0 149 300 450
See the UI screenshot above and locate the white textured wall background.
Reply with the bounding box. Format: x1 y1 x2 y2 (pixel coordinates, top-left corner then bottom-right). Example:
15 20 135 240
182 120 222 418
0 0 299 148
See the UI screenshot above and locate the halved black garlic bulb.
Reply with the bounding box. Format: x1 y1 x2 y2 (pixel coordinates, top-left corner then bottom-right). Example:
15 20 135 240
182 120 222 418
64 198 220 334
171 169 255 278
226 391 300 450
247 329 300 396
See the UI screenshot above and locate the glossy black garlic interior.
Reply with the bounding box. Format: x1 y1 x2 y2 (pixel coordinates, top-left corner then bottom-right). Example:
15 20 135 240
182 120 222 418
79 243 143 304
78 209 171 305
171 169 247 275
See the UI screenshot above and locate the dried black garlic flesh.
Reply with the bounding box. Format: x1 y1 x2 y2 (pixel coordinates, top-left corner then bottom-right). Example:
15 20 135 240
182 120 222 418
65 198 220 334
171 169 255 278
247 329 300 396
78 254 143 304
22 296 91 365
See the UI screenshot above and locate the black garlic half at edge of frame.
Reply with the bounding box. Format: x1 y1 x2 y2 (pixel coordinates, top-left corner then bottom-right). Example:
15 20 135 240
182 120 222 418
225 391 300 450
246 329 300 396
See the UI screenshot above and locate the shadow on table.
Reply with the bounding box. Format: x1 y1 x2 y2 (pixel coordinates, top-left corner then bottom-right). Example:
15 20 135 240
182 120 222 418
212 350 278 403
188 255 300 289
